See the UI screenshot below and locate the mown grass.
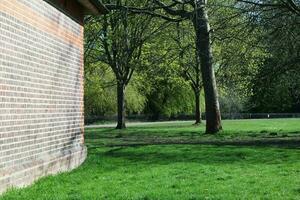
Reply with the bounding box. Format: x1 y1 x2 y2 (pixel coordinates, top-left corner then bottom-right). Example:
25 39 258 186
1 119 300 200
86 119 300 147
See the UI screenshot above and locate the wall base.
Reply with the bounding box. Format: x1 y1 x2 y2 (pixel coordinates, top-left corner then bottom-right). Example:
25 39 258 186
0 146 87 195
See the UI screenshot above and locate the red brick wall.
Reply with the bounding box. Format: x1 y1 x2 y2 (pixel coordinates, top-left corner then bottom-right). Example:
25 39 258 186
0 0 86 193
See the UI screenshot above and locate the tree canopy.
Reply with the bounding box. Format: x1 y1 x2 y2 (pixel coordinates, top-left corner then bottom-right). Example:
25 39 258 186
84 0 300 132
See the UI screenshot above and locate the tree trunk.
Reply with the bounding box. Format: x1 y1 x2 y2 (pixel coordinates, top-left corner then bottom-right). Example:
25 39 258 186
193 3 222 134
116 82 126 129
194 90 202 125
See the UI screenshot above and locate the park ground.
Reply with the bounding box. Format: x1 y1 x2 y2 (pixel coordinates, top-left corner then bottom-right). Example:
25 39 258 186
1 119 300 200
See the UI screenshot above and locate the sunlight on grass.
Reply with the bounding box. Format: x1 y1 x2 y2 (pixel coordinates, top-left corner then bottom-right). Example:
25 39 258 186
1 119 300 200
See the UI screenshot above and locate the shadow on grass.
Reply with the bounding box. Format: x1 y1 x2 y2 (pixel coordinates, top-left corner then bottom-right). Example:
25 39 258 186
84 127 205 139
87 144 300 167
84 123 300 168
84 126 300 140
85 129 300 150
101 138 300 148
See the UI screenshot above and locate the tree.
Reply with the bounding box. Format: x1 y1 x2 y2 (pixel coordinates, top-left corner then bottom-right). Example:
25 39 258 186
238 0 300 112
85 1 153 129
83 60 147 123
237 0 300 16
105 0 222 133
147 0 222 133
207 0 267 114
174 22 203 124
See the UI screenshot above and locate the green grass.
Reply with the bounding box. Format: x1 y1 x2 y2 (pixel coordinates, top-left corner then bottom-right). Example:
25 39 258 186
86 119 300 147
1 119 300 200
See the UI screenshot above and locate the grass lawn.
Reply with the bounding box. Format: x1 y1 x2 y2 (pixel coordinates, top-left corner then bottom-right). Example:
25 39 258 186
1 119 300 200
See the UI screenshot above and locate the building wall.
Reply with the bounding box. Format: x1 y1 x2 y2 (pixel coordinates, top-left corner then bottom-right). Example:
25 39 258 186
0 0 86 193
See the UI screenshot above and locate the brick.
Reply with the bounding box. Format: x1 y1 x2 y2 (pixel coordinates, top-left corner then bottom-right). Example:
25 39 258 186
0 0 86 194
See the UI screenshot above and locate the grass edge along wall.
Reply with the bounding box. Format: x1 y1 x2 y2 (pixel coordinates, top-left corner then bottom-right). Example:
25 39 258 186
0 0 106 194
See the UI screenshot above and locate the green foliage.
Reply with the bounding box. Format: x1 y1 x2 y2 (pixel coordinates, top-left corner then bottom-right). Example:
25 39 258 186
84 0 157 119
207 0 300 113
137 25 200 118
208 0 267 113
84 62 146 117
125 80 147 114
139 63 196 118
250 64 300 113
84 19 202 119
84 0 300 118
245 3 300 112
84 62 116 116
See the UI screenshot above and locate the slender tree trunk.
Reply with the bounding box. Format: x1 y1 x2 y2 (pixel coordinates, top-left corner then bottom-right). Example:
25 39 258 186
116 81 126 129
194 90 202 125
193 3 222 134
